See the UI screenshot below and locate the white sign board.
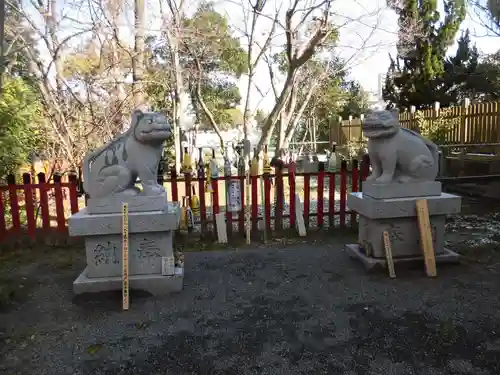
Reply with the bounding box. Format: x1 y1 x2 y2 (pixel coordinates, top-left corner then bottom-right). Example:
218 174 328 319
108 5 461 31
161 256 175 276
228 180 242 212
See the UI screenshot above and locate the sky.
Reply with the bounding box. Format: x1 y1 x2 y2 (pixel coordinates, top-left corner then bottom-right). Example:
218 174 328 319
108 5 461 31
25 0 500 114
218 0 500 113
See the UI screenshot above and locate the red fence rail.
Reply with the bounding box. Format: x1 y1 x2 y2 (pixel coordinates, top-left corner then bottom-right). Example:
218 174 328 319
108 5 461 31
0 158 370 244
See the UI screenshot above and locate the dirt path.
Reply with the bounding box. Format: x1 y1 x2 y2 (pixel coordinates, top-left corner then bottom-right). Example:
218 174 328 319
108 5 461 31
1 235 500 375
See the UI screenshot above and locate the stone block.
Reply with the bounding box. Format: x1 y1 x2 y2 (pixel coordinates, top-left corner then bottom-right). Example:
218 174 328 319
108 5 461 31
68 207 180 237
73 266 184 295
358 215 446 258
87 193 169 214
362 181 442 199
345 244 460 272
347 192 461 219
85 231 173 278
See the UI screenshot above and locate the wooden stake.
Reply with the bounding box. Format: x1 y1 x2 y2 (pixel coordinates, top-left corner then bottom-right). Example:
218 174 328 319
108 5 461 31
122 202 130 310
245 170 251 244
416 199 437 277
382 231 396 278
261 176 267 243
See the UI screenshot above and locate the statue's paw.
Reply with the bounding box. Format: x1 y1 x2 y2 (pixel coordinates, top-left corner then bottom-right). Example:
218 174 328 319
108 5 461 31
122 188 141 196
374 176 393 184
365 175 377 182
396 175 413 183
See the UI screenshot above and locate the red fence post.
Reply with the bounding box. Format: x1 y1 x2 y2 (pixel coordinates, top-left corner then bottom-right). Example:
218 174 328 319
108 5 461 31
317 166 325 228
275 167 284 231
53 173 66 232
22 173 36 239
197 163 206 234
251 175 258 232
351 159 359 228
303 173 310 229
225 175 233 238
264 176 271 233
238 175 245 235
68 173 80 214
170 167 178 203
328 169 336 228
7 174 20 233
0 186 6 241
37 173 50 231
339 160 347 229
212 177 220 237
288 171 296 229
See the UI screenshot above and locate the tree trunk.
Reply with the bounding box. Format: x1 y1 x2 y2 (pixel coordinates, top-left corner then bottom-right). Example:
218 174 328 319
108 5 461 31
281 81 318 151
167 26 184 172
133 0 146 108
194 79 225 150
109 0 126 133
256 71 296 152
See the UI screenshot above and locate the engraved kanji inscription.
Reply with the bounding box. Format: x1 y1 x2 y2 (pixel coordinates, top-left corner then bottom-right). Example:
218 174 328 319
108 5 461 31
93 241 119 266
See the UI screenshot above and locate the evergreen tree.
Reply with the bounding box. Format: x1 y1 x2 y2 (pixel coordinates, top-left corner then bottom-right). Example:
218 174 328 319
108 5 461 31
383 0 466 109
438 30 500 105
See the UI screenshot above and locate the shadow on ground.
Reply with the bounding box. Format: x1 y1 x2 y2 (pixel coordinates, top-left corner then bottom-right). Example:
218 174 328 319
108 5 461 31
1 236 500 375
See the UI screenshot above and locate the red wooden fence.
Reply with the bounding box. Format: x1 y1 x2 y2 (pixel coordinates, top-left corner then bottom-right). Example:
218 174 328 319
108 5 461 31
0 159 370 244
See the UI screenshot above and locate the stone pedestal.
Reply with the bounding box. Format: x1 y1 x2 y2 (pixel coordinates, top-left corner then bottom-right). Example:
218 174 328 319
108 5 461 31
68 197 183 295
345 182 462 271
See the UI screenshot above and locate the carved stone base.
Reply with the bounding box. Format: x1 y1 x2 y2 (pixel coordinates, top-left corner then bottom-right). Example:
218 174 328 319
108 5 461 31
87 193 170 214
83 231 173 278
73 266 184 295
362 181 442 199
358 215 446 258
345 244 460 272
68 205 181 294
347 192 461 258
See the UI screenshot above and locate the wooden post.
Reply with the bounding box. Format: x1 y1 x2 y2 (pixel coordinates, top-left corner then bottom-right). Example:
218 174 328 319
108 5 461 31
410 106 416 131
462 98 470 145
416 199 437 277
122 203 130 310
383 231 396 278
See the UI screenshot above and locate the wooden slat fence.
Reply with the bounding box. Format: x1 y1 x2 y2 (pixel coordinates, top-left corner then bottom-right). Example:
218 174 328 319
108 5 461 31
330 101 500 152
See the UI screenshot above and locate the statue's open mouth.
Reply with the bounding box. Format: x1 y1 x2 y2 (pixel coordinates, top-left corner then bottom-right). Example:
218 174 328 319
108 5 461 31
363 123 392 130
141 128 172 135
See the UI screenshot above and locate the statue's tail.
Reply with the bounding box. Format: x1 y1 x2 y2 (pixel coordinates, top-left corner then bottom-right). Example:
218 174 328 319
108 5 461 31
83 147 106 197
400 128 439 165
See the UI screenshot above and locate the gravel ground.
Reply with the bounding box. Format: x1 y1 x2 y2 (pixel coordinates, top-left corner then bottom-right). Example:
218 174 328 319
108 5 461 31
2 234 500 375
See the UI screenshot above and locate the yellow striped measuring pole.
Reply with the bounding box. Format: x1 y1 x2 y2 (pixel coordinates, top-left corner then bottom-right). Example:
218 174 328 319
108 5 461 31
122 203 130 311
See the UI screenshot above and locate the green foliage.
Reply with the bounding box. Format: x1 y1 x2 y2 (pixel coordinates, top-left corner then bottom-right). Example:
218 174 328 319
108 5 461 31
415 108 458 143
181 3 247 129
0 78 42 179
254 109 267 127
384 0 467 109
182 3 247 77
337 81 369 119
195 79 242 130
145 3 247 131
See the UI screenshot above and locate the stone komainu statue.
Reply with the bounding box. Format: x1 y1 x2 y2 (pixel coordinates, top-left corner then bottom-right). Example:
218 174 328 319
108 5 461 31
363 108 439 184
83 110 173 199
